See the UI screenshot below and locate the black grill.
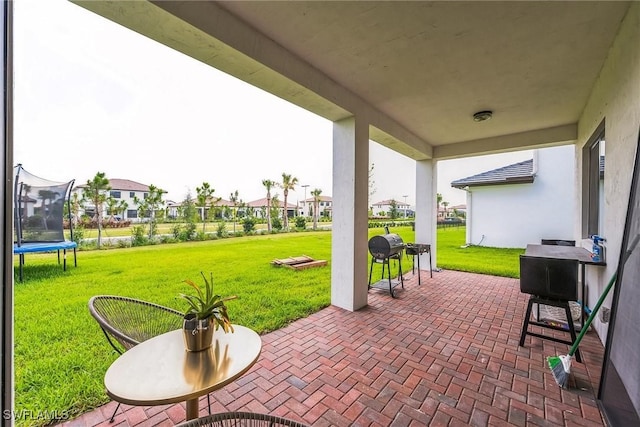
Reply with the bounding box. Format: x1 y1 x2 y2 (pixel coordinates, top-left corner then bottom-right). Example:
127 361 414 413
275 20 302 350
368 233 405 298
368 233 404 260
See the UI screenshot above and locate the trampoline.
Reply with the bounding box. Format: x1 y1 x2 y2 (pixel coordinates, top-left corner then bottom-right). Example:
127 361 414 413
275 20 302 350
13 164 77 281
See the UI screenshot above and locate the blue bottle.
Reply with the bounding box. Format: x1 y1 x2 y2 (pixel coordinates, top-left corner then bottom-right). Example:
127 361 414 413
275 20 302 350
591 235 605 262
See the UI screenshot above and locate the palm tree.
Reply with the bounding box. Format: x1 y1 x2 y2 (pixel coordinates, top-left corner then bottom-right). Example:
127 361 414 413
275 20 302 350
311 188 322 230
37 189 57 228
389 199 399 219
106 196 119 221
196 182 218 234
280 173 298 230
18 183 31 226
229 190 239 234
442 200 449 218
82 172 111 248
69 192 83 226
116 200 128 220
262 179 276 233
134 184 165 239
270 194 281 230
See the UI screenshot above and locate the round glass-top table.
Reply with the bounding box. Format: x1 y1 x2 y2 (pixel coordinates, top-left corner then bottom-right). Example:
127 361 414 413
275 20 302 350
104 325 262 420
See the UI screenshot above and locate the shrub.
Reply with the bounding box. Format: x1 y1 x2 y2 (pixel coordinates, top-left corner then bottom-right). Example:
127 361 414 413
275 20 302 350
71 226 84 244
172 224 183 240
242 217 256 234
160 235 178 244
131 225 147 247
182 223 197 241
294 216 306 230
271 217 282 231
116 239 130 249
216 222 227 238
25 215 44 228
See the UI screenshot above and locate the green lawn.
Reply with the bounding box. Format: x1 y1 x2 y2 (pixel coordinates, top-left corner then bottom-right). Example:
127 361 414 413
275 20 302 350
13 226 523 426
437 227 524 277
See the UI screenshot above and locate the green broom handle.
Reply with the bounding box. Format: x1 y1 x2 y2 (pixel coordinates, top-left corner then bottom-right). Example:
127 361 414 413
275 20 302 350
569 271 617 356
569 234 640 356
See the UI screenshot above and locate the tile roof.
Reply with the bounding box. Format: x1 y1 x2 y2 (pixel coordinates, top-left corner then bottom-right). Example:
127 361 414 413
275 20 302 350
302 196 333 202
168 198 237 208
246 197 297 208
371 199 410 206
108 179 153 192
451 159 534 189
74 179 158 192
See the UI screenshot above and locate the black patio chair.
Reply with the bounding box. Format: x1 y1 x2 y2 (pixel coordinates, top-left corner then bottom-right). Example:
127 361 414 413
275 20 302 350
541 239 576 246
175 411 309 427
88 295 211 422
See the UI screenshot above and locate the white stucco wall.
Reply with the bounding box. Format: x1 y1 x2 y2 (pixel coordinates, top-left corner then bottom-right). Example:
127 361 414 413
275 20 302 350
576 3 640 341
466 145 575 248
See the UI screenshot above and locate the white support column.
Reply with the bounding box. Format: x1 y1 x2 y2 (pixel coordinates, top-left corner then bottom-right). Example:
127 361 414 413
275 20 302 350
415 159 436 269
331 116 370 311
465 188 472 245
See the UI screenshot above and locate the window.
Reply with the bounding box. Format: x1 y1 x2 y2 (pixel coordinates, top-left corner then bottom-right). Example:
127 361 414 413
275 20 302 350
130 192 135 198
127 209 138 219
583 121 605 237
110 191 121 198
143 192 148 199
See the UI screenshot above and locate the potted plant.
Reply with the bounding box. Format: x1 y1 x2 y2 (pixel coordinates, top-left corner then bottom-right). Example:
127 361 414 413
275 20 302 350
179 272 237 351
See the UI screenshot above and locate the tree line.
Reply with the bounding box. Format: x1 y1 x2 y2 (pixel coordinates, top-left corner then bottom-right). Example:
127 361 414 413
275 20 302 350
76 171 327 248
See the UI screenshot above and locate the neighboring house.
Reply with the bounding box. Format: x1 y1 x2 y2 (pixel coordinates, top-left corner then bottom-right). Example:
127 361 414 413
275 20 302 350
451 145 576 248
299 196 333 218
246 198 297 219
166 197 235 220
15 194 36 218
73 178 165 222
450 204 467 218
164 200 179 219
371 199 411 218
437 204 466 220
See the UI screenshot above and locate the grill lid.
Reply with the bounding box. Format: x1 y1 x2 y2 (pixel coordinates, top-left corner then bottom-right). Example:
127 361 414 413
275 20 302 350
368 233 405 259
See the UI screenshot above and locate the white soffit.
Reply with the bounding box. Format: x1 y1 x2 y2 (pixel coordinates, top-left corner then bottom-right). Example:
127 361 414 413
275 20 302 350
74 1 629 160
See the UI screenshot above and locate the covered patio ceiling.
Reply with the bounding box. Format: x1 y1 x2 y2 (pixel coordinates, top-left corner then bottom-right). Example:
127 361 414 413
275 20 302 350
74 1 630 161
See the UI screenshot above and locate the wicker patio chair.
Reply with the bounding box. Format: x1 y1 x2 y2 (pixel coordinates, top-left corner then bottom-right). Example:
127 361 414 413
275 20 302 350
175 411 309 427
88 295 202 422
88 295 184 354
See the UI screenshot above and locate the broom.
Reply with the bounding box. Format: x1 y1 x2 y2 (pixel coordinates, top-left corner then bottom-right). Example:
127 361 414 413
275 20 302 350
547 271 617 388
548 234 640 388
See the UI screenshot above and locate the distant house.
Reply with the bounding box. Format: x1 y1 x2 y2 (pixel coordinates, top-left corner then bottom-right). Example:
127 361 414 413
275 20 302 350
450 204 466 218
438 204 466 220
450 145 576 248
371 199 411 218
299 196 333 218
166 197 235 220
73 178 165 222
246 198 298 219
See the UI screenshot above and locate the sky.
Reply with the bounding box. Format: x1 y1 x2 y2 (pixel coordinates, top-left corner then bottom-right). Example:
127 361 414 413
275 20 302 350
13 0 531 208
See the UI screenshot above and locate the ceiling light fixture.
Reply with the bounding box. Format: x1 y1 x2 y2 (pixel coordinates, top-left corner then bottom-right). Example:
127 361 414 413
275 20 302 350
473 110 493 122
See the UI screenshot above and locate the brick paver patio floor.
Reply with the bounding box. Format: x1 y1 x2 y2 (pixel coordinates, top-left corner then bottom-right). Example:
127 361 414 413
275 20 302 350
59 269 606 426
